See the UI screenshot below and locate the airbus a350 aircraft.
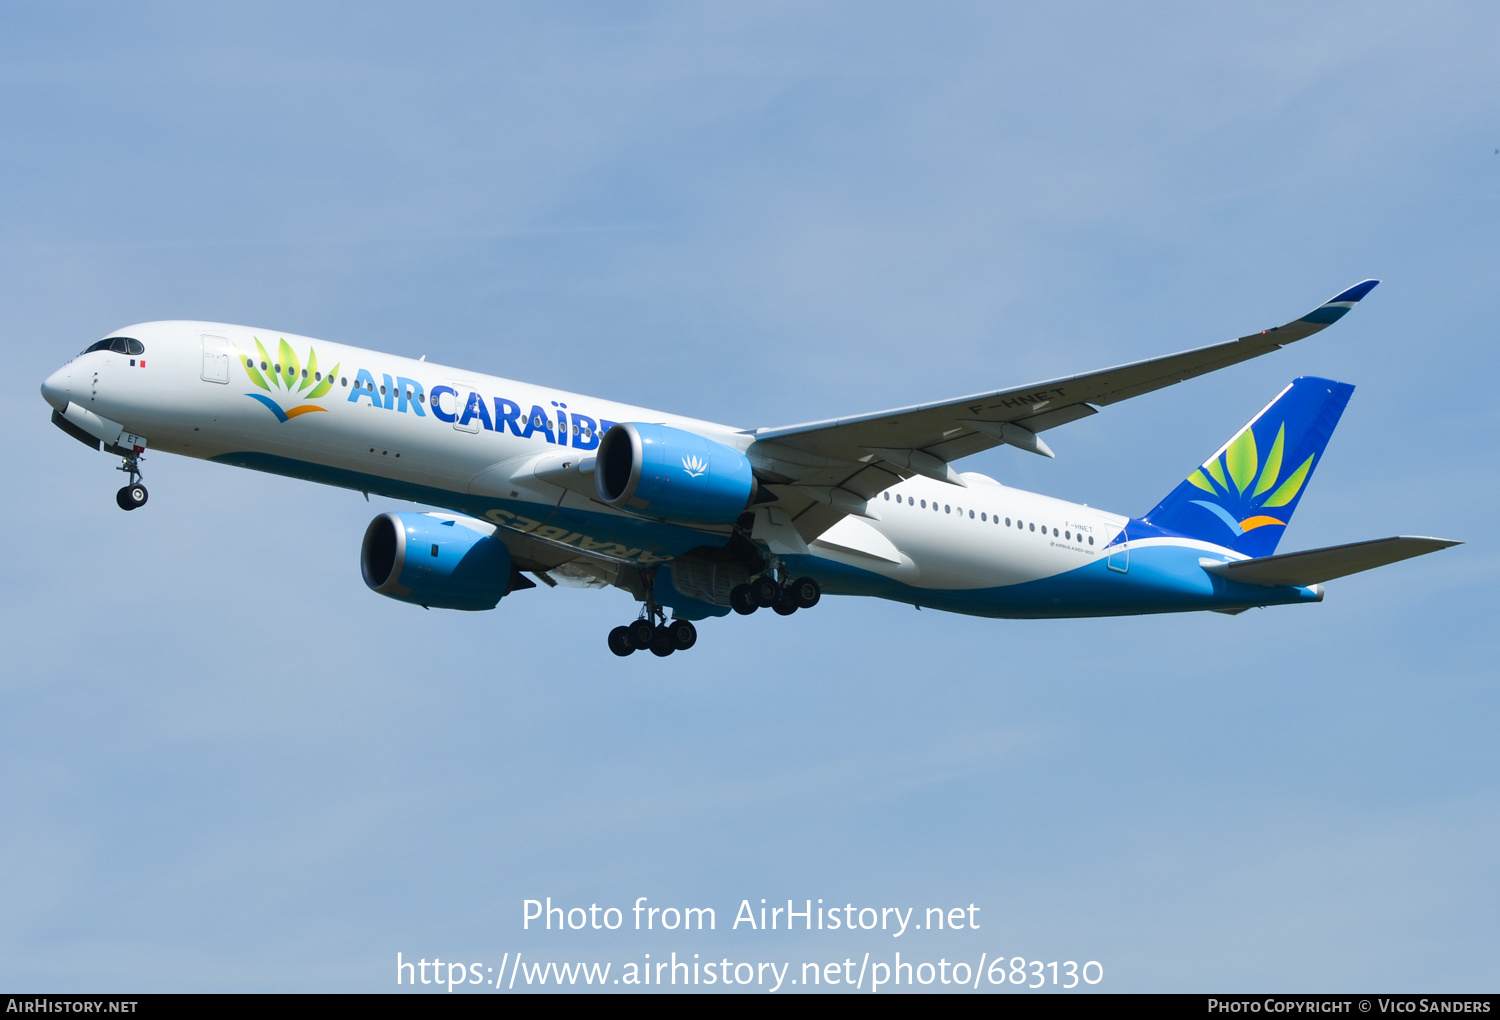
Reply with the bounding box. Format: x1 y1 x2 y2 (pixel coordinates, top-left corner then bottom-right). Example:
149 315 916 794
40 280 1457 658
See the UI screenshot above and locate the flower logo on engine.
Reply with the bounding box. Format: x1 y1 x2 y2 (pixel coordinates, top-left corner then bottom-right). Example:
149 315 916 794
681 454 708 478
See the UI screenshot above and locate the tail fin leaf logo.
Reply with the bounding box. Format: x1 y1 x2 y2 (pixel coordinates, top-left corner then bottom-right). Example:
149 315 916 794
1185 422 1313 534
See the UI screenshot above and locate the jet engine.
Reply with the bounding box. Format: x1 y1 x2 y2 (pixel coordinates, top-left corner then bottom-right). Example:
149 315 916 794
360 512 512 611
594 423 755 524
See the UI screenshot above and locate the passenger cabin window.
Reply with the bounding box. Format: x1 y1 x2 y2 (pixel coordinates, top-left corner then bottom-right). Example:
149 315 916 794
82 337 144 356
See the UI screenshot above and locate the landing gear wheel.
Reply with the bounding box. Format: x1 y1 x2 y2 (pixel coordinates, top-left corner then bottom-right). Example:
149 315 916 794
790 576 821 609
627 618 655 650
751 576 780 608
772 592 799 616
649 626 676 657
608 626 636 657
116 484 148 511
669 619 697 650
730 584 758 615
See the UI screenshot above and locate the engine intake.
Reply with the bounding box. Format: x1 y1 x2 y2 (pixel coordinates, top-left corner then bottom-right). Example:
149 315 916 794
360 512 513 611
595 422 755 524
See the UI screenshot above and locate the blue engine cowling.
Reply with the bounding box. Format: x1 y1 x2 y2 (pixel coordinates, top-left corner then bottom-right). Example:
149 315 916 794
360 512 512 611
595 422 755 524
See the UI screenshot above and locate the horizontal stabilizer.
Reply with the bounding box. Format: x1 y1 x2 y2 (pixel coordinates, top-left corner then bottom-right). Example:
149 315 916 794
1202 536 1459 587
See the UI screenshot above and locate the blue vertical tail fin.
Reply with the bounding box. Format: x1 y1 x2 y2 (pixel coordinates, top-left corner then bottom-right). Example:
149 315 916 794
1143 377 1354 557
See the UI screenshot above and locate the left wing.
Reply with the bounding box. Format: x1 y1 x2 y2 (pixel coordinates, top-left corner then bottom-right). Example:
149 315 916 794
748 281 1379 540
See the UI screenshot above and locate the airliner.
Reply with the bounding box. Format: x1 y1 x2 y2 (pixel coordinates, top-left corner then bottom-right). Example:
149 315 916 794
39 280 1457 657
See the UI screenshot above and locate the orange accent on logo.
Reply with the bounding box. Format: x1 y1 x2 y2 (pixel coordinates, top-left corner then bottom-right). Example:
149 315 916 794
1238 515 1285 531
283 405 329 419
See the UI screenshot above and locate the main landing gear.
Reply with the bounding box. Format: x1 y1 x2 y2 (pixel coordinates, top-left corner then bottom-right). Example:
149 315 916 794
604 567 821 659
115 453 148 511
608 615 697 658
729 575 820 617
607 570 698 658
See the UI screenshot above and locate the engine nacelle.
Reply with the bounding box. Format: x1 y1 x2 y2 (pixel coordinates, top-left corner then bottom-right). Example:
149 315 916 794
360 512 512 611
595 422 755 524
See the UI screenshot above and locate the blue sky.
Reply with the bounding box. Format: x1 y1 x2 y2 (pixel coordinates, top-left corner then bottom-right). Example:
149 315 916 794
2 2 1496 991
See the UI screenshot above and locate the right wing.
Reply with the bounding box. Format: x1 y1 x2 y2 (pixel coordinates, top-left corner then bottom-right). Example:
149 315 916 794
748 281 1380 541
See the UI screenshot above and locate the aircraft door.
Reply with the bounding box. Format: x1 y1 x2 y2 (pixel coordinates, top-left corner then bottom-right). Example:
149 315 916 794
201 334 231 383
1106 524 1129 573
449 382 481 433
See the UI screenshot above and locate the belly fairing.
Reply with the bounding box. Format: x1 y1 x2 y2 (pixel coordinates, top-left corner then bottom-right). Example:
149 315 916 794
781 543 1319 619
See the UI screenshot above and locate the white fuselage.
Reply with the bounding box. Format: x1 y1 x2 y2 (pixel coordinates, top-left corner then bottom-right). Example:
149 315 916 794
45 320 1291 619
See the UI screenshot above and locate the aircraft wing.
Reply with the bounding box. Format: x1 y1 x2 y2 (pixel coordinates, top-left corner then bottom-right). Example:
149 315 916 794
747 281 1379 540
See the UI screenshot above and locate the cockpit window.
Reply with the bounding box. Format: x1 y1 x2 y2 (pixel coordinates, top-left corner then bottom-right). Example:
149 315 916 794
82 337 145 356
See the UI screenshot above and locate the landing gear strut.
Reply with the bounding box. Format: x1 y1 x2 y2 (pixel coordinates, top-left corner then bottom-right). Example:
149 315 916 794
607 571 698 658
115 453 147 511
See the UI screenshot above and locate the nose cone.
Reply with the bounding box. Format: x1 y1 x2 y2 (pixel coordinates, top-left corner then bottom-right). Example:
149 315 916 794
40 365 71 411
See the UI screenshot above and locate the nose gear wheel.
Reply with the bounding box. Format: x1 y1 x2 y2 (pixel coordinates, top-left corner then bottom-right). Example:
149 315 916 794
115 452 147 511
116 484 148 510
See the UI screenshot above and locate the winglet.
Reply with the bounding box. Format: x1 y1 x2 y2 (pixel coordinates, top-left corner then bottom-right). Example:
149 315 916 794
1297 279 1379 326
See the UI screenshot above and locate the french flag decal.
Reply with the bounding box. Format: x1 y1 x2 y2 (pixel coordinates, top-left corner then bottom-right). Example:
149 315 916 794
130 359 146 368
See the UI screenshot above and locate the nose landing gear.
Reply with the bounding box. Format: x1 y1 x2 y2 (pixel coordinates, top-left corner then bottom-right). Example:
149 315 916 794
115 453 147 511
116 483 148 511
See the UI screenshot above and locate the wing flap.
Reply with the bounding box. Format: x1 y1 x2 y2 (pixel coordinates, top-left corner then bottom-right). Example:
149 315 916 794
1201 536 1459 587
